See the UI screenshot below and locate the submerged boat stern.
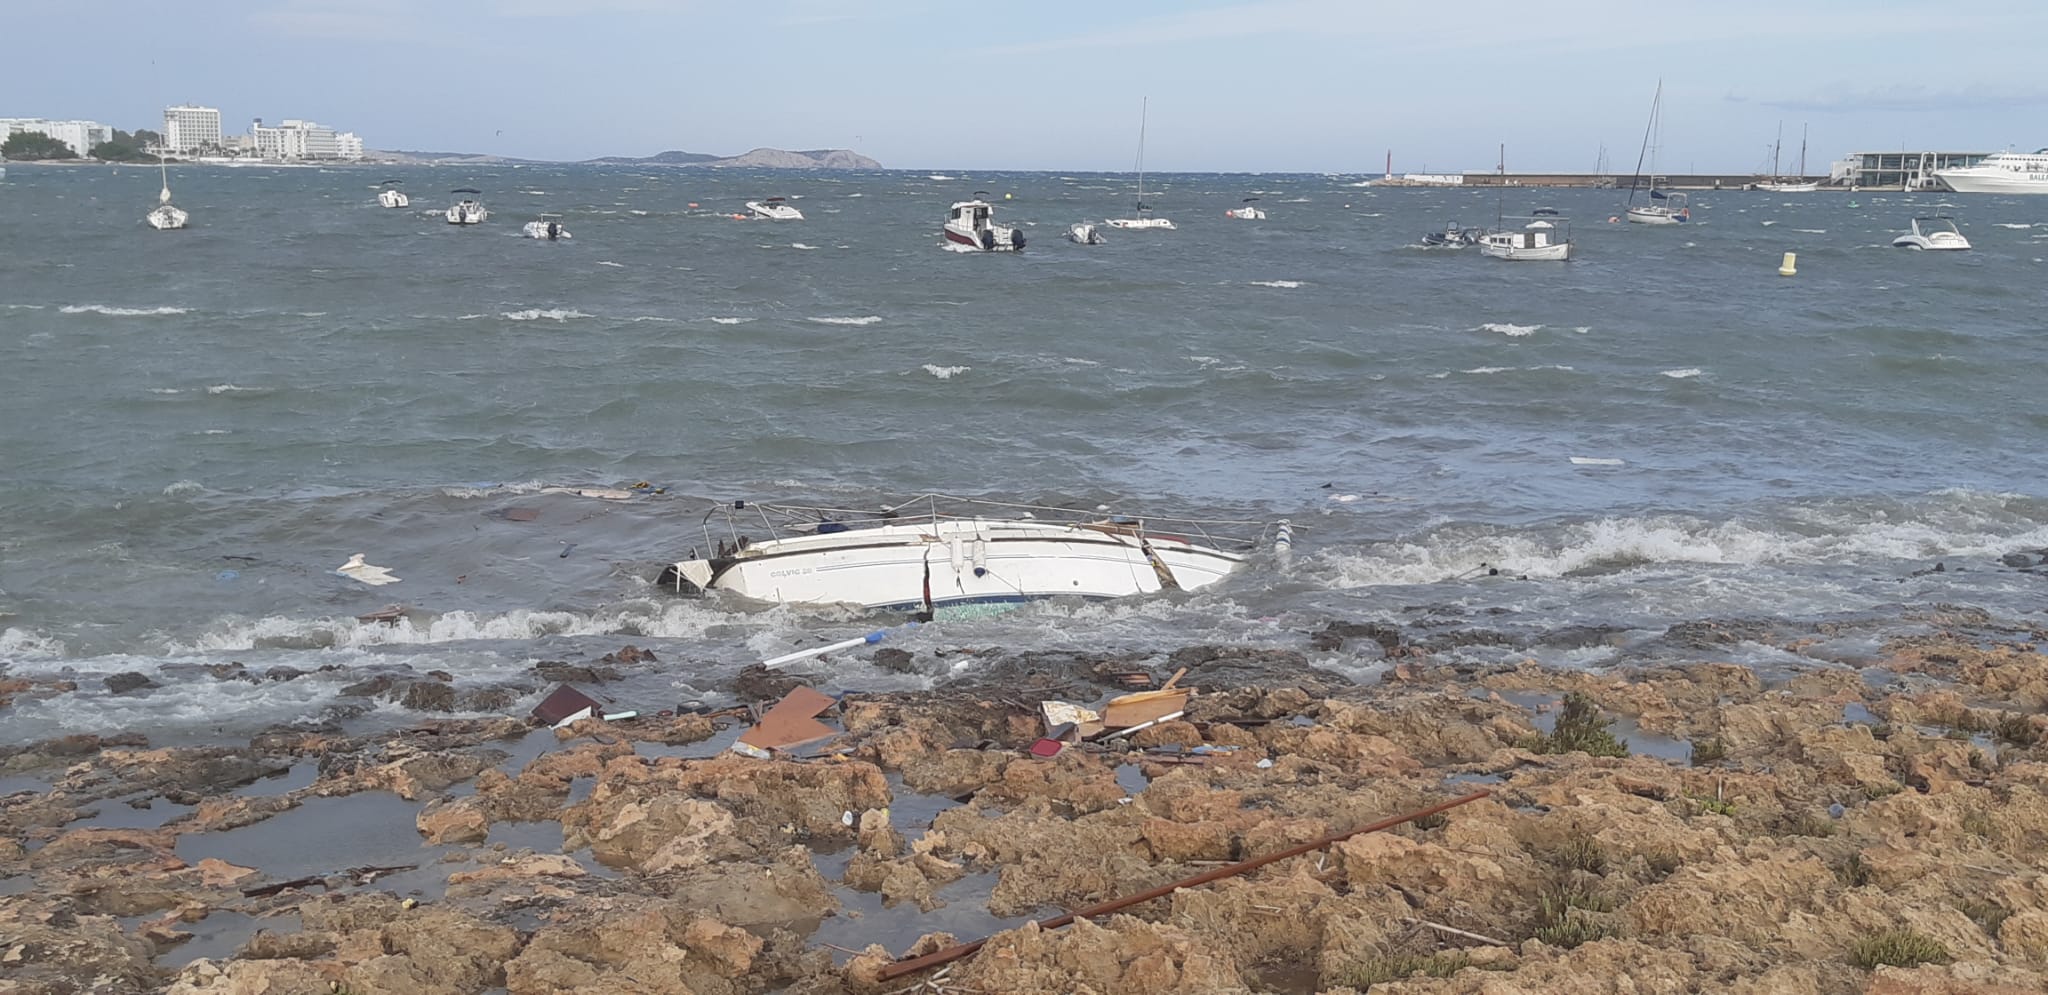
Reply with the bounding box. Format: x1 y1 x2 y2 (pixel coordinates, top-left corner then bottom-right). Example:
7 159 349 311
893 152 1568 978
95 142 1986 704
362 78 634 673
656 558 718 595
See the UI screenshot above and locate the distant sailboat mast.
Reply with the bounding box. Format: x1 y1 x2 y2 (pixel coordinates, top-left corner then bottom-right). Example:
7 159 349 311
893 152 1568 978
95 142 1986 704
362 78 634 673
1627 80 1661 207
1134 96 1149 216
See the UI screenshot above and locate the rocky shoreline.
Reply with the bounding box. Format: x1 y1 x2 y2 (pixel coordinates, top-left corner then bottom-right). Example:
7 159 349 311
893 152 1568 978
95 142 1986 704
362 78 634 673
6 616 2048 994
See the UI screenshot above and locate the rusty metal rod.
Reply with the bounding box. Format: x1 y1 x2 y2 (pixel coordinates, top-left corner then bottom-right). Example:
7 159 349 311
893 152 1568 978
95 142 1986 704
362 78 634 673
873 788 1491 982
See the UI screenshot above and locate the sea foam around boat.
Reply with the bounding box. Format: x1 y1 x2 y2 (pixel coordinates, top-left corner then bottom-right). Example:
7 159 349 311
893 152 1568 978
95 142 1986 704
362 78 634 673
61 305 189 316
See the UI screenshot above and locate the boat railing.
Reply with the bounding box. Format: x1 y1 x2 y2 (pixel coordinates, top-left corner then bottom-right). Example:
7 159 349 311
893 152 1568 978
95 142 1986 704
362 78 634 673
688 493 1286 559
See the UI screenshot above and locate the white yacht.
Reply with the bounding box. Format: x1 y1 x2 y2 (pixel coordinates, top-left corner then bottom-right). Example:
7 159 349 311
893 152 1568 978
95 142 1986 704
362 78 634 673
746 197 803 220
1067 223 1105 245
145 156 188 231
1891 216 1971 250
522 213 571 240
1480 219 1572 261
1106 98 1175 230
376 179 409 208
1934 150 2048 195
1225 197 1266 220
656 495 1285 614
445 189 488 225
943 197 1025 251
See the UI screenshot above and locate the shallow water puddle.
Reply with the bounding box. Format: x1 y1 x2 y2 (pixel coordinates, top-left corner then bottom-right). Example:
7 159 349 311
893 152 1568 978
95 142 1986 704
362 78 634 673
77 792 196 831
174 792 444 883
1114 762 1152 795
228 760 320 798
811 870 1030 966
152 911 299 969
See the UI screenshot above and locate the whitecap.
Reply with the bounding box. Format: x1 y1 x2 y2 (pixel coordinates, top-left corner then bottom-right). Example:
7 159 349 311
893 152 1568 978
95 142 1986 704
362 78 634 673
1760 220 1778 227
1248 280 1304 289
501 308 591 321
1478 322 1541 337
629 209 650 216
629 316 678 323
597 260 626 268
928 174 956 180
1569 457 1626 466
791 243 818 250
60 305 188 316
1462 366 1513 375
705 317 755 325
5 304 46 310
1995 223 2033 229
1660 368 1703 379
147 388 183 395
922 364 970 379
1793 228 1827 234
807 316 883 326
0 627 66 660
162 479 205 496
1062 357 1101 366
201 429 231 435
206 384 264 394
1573 326 1591 334
1328 493 1362 503
457 313 486 320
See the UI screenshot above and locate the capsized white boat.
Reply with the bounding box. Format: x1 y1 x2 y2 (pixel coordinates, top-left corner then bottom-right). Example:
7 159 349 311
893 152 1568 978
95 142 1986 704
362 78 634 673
943 197 1025 251
1891 215 1970 250
377 179 410 208
1067 223 1105 244
1480 218 1572 261
145 156 187 230
522 213 571 240
446 188 488 225
656 495 1290 613
1225 197 1266 220
747 197 803 220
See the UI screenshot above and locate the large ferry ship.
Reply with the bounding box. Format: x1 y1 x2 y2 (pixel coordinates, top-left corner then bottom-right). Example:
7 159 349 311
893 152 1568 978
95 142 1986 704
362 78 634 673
1934 149 2048 194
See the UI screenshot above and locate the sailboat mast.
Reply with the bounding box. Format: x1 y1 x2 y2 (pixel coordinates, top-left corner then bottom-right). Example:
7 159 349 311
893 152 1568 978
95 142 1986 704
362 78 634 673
1797 125 1807 178
1135 97 1148 212
1772 122 1782 180
1627 80 1660 207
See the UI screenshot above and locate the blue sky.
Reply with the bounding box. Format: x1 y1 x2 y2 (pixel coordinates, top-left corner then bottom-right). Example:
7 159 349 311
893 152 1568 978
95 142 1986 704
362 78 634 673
9 0 2048 171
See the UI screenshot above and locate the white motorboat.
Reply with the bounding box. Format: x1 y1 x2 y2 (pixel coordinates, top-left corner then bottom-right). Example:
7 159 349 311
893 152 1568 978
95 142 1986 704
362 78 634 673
1225 197 1266 220
1106 97 1176 230
445 188 488 225
145 156 188 231
656 495 1287 614
1891 215 1970 250
1623 82 1690 224
522 213 571 240
1480 219 1571 261
1067 223 1105 244
376 179 409 208
943 196 1025 251
747 197 803 220
1934 149 2048 195
1421 221 1480 247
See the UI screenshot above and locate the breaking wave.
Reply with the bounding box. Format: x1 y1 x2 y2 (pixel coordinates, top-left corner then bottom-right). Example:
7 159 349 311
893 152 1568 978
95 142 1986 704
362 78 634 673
1660 368 1704 379
1479 322 1541 337
61 305 189 316
1248 280 1304 289
922 364 970 379
807 316 883 326
502 308 592 322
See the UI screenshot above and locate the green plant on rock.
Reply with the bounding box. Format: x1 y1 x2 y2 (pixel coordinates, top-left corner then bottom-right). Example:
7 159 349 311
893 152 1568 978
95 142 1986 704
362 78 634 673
1689 793 1736 817
1959 899 2011 936
1529 886 1619 950
1848 930 1950 970
1517 693 1630 758
1836 852 1871 887
1689 735 1728 765
1327 952 1470 988
1860 782 1902 801
1548 834 1610 875
1960 810 1995 838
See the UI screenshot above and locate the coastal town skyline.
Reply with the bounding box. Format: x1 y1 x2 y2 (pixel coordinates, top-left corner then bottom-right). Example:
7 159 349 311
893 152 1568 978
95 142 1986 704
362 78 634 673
4 0 2046 172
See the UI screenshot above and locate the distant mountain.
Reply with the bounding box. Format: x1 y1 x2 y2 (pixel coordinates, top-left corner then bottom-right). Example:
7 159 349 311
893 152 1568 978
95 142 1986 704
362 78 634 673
585 148 882 169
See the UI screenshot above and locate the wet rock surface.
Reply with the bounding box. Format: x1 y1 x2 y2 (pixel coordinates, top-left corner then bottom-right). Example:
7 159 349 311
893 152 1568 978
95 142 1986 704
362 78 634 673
4 631 2048 993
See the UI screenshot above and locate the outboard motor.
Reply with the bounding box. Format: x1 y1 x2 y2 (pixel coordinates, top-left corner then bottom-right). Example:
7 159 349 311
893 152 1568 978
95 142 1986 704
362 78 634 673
1009 229 1025 250
980 229 995 251
546 221 559 240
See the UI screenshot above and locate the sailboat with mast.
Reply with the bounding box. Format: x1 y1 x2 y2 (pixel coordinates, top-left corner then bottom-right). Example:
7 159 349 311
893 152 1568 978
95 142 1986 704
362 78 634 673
1624 80 1689 225
1756 123 1818 193
1479 144 1571 261
144 151 188 231
1106 98 1175 230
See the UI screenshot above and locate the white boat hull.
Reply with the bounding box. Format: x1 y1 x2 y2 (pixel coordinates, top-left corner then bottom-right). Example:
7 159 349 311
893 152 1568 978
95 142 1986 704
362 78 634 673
1480 240 1570 261
1755 182 1818 193
378 190 410 208
1625 206 1686 225
1225 207 1266 219
1934 171 2048 195
145 205 189 230
523 221 571 240
661 519 1244 611
747 201 804 220
1067 223 1104 244
1892 234 1970 250
446 203 488 225
943 221 1024 251
1106 217 1176 230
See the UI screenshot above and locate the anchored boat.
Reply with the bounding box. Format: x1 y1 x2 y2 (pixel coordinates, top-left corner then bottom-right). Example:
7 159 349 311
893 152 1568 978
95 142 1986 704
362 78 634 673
655 495 1289 613
943 196 1025 251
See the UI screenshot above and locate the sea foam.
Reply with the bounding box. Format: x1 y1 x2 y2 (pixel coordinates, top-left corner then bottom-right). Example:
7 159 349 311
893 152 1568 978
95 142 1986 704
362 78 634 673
61 305 188 316
807 316 883 326
502 308 591 321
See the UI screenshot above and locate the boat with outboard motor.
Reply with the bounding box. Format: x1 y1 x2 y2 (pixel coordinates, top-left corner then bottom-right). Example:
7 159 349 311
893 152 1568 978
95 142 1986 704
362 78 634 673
1421 221 1480 247
1225 197 1266 220
446 189 487 225
376 179 409 208
655 494 1291 613
943 196 1025 251
1067 223 1105 244
522 213 571 240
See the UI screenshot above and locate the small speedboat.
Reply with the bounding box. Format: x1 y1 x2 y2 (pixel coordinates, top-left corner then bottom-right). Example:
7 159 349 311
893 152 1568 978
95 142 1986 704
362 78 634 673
746 197 803 220
656 494 1288 614
1225 197 1266 220
1067 223 1105 245
1421 221 1479 247
1891 215 1970 250
943 196 1025 251
376 179 409 208
522 214 570 240
145 157 187 230
446 189 488 225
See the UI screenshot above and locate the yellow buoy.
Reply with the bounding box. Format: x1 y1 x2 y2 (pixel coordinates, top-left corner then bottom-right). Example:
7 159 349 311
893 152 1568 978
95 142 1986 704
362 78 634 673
1778 251 1797 277
1004 192 1013 200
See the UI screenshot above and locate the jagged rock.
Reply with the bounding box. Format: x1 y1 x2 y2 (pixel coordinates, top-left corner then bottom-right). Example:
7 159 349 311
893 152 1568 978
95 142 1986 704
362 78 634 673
104 671 160 694
416 794 491 843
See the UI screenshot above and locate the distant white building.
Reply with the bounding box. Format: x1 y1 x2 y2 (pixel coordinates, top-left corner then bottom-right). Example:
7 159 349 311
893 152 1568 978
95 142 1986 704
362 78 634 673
249 118 359 160
0 118 115 157
163 105 223 153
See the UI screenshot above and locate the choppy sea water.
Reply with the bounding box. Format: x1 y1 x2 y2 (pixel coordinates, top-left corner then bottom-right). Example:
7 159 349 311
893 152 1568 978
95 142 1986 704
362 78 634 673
2 163 2045 745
